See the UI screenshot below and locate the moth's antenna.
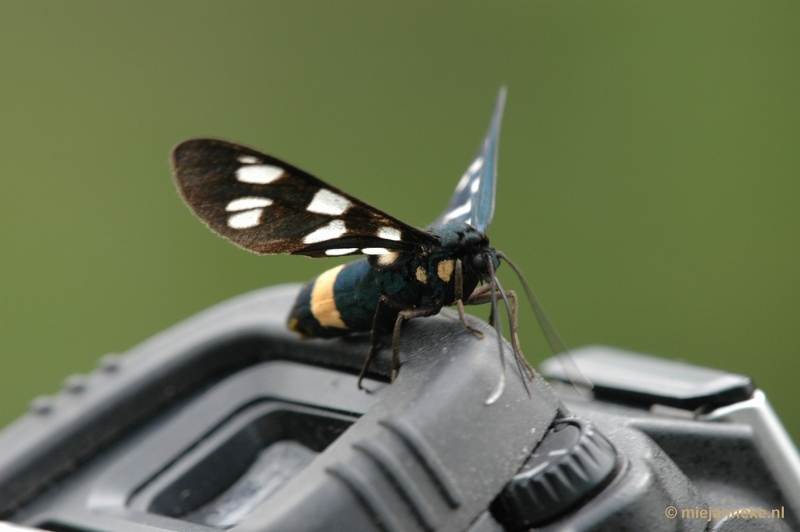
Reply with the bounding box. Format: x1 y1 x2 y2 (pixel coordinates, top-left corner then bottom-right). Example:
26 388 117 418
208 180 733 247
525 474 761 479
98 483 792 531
497 252 593 394
493 272 532 398
484 257 507 405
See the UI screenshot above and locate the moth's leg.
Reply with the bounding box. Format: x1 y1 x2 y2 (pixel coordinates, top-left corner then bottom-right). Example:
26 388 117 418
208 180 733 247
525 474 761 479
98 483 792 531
467 283 495 326
358 296 395 390
468 283 494 298
503 289 536 380
466 288 537 381
454 259 484 339
391 306 441 382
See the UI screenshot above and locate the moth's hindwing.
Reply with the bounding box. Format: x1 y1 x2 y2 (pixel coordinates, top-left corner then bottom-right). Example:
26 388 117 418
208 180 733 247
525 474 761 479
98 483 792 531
433 87 506 234
171 139 438 258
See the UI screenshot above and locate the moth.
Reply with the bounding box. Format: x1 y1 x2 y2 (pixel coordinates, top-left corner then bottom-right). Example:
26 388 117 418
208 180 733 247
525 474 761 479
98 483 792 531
171 88 571 404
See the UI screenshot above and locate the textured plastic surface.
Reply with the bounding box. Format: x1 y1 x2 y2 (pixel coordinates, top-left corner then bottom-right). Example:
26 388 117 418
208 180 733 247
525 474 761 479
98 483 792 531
2 287 798 531
0 284 562 532
537 347 798 532
542 345 755 410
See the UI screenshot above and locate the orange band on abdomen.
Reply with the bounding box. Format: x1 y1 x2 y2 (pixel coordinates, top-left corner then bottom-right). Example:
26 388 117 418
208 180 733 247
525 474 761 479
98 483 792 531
310 264 348 329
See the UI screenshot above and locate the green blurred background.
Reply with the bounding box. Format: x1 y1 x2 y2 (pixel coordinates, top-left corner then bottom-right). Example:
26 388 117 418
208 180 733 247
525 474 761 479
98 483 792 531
1 2 798 439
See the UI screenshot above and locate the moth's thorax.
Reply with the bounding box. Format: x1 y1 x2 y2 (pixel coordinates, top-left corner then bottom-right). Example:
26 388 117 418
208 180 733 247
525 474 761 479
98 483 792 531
430 222 500 299
365 221 499 310
428 220 490 256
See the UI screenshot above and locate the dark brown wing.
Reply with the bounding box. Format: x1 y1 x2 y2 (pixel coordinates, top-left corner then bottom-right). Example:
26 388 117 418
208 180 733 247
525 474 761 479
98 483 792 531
171 139 438 258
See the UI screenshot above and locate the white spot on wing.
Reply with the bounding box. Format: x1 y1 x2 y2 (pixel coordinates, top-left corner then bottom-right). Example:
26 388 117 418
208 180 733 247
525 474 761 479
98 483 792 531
225 197 273 211
238 155 259 164
455 156 483 193
303 220 346 244
377 226 401 241
236 165 284 184
325 248 358 256
307 189 352 215
362 247 390 255
228 209 263 229
468 156 484 174
470 177 480 193
443 199 472 221
454 172 470 193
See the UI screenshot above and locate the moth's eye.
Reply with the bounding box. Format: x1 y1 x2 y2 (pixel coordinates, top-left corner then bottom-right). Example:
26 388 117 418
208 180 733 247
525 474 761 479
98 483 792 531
472 254 487 271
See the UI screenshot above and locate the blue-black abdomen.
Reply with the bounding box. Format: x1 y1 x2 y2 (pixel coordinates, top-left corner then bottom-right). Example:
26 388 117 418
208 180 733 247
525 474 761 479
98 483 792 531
287 259 383 338
287 222 495 340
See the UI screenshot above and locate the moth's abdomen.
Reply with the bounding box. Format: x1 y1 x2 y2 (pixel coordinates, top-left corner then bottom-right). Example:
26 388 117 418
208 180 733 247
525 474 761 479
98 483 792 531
287 259 382 338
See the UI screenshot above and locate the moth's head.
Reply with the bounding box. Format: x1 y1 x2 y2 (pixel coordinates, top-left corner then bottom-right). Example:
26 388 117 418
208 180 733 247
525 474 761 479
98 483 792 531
469 249 501 282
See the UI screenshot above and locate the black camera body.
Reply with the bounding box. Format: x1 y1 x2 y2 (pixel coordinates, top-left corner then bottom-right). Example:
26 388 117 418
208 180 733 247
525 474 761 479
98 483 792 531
0 285 797 532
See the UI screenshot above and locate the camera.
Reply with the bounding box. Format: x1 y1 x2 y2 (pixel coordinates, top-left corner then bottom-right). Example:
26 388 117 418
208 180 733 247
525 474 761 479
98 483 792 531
0 285 797 531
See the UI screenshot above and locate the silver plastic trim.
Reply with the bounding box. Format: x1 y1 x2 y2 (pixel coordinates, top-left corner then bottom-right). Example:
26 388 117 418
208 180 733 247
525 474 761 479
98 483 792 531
704 389 800 519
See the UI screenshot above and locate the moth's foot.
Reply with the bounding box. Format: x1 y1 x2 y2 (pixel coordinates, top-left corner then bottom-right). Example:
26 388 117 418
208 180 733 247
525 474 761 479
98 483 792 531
464 325 485 339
